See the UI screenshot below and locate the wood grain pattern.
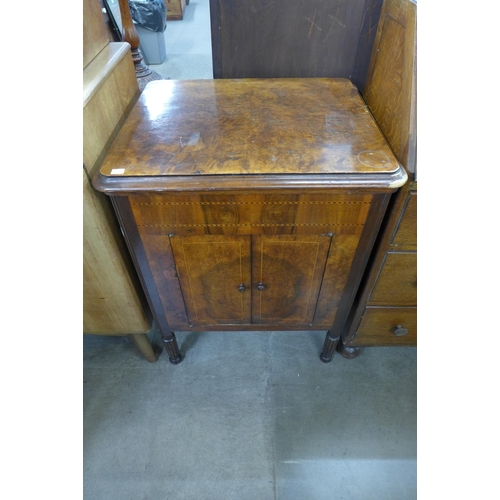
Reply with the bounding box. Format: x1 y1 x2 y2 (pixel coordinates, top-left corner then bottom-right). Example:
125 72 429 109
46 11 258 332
342 0 417 349
368 252 416 306
83 0 110 68
166 0 186 20
83 44 139 177
129 193 372 236
391 190 416 247
363 0 417 172
252 235 332 325
83 170 151 334
170 236 252 325
349 307 417 346
98 79 401 179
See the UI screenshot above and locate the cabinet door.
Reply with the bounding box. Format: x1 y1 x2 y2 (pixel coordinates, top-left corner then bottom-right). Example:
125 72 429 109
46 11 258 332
170 235 252 326
251 235 332 325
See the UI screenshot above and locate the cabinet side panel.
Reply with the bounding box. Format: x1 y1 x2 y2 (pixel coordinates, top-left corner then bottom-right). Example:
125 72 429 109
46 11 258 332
391 191 417 247
83 172 151 333
313 234 361 327
137 233 190 329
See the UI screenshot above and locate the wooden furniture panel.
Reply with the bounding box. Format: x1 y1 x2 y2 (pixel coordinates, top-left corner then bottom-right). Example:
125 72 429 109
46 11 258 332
83 43 140 177
170 236 252 325
368 252 417 306
391 191 417 247
166 0 186 20
94 78 407 364
129 193 373 237
83 0 110 68
339 0 417 356
83 0 156 361
83 170 151 335
252 235 332 325
98 79 401 179
349 307 417 346
210 0 383 92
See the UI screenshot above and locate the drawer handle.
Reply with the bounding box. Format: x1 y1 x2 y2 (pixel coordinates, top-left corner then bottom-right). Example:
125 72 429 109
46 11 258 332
257 282 265 291
238 283 246 292
393 325 409 336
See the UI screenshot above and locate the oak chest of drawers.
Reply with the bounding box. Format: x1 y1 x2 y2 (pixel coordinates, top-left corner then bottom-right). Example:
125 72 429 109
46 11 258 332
94 78 407 363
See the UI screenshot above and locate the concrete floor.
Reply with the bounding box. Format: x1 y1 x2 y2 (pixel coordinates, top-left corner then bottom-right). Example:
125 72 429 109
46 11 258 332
83 328 417 499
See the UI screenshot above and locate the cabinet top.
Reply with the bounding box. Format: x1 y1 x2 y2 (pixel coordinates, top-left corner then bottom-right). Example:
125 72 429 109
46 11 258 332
96 78 407 193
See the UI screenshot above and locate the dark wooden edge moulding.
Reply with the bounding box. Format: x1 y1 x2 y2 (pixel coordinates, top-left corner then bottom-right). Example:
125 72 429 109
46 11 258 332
111 196 182 364
318 193 391 362
93 170 407 195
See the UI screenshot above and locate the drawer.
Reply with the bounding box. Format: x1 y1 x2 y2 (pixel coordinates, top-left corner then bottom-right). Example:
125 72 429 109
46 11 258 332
349 307 417 346
391 191 416 247
368 251 416 306
129 193 372 236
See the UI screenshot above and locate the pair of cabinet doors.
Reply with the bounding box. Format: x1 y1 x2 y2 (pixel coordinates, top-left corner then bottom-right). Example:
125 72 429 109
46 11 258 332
141 232 359 330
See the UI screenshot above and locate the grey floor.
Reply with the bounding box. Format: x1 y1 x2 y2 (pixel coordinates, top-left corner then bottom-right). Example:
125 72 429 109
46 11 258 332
145 0 213 80
84 328 416 500
84 3 417 497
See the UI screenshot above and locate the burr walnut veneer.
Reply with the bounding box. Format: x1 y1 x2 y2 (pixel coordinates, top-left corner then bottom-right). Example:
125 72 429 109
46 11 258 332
94 78 407 364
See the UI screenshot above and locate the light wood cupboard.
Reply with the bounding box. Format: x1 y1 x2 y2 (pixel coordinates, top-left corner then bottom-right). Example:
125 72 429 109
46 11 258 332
83 0 158 361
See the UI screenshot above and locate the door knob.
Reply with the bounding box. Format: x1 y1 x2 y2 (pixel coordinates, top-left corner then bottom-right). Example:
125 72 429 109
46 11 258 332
238 284 246 292
257 282 265 291
393 324 408 336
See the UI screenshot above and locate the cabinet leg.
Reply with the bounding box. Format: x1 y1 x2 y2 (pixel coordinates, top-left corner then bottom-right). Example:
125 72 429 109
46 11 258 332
320 331 340 363
337 340 362 359
162 332 182 364
129 333 159 363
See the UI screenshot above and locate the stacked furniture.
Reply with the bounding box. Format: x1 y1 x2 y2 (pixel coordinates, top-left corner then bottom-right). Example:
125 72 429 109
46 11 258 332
339 0 417 357
83 0 158 361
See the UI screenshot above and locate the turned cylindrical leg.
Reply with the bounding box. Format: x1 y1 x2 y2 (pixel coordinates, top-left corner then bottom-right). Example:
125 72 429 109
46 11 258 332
337 341 362 359
163 333 182 364
320 331 340 363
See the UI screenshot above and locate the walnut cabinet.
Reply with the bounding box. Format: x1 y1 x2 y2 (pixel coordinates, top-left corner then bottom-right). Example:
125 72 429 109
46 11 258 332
94 78 408 363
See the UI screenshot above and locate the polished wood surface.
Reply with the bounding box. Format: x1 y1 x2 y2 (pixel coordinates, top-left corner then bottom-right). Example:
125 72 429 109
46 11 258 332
170 235 252 325
129 193 372 236
95 77 407 362
129 191 381 332
98 79 402 179
118 0 152 77
252 235 332 325
210 0 383 93
83 42 139 177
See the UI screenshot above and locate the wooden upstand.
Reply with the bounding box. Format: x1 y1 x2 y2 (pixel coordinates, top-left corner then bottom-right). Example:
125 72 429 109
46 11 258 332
94 78 407 364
